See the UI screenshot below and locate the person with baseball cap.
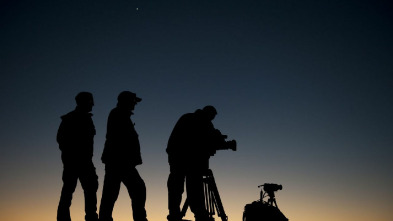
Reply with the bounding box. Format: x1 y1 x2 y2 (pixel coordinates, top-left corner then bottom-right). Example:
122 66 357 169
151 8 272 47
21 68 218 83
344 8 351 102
99 91 148 221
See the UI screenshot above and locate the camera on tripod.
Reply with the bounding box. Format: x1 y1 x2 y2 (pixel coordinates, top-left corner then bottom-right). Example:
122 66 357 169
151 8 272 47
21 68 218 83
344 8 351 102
213 129 237 152
243 184 288 221
217 138 237 151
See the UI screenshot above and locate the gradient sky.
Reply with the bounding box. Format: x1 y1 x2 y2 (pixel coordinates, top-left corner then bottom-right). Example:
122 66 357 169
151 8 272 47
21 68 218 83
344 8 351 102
1 1 392 221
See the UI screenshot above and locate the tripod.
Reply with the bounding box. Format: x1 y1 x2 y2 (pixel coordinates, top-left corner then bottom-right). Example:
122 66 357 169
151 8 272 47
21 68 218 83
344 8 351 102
181 169 228 221
258 184 282 209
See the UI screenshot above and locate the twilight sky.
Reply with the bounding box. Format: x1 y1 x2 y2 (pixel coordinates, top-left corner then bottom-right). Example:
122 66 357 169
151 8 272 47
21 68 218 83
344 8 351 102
1 1 392 221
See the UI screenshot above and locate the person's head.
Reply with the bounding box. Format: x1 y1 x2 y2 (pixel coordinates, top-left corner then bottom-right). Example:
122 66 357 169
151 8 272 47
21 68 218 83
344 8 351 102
75 92 94 113
202 105 217 121
117 91 142 111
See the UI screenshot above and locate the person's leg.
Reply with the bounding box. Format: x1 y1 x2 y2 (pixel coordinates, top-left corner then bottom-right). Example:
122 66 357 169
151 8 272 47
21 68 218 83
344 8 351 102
123 168 148 221
186 170 208 221
79 161 99 221
167 166 186 221
57 166 78 221
99 168 121 221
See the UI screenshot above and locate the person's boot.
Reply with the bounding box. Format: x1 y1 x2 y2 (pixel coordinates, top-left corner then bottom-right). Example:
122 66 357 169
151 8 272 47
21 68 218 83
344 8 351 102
167 213 182 221
85 213 99 221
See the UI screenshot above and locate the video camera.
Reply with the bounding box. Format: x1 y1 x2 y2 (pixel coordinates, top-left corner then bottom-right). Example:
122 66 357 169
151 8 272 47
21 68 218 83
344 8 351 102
213 129 237 151
205 129 236 157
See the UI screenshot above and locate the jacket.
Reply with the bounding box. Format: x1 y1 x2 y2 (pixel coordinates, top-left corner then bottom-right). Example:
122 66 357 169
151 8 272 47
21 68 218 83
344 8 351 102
57 108 96 164
101 107 142 167
166 109 216 168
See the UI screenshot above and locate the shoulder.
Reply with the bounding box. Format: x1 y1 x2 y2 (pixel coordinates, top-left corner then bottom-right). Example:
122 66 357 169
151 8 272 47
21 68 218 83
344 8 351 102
108 107 124 119
180 112 194 120
61 110 93 122
60 110 76 121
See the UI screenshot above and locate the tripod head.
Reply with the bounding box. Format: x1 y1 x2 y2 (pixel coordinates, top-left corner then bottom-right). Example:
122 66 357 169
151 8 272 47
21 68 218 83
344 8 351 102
258 183 283 208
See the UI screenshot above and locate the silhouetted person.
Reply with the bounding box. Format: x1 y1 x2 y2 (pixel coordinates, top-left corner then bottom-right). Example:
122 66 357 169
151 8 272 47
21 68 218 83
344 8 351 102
166 106 224 221
99 91 148 221
57 92 99 221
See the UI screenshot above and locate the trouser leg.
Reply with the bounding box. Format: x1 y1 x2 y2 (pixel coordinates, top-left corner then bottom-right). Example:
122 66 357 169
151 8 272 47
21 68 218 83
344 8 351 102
186 171 208 221
80 162 99 221
57 167 78 221
167 169 186 221
99 169 121 221
123 167 147 221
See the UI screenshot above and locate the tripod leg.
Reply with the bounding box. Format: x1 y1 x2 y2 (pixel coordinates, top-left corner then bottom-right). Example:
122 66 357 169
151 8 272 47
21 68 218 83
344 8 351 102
205 170 228 221
203 177 214 218
273 199 278 208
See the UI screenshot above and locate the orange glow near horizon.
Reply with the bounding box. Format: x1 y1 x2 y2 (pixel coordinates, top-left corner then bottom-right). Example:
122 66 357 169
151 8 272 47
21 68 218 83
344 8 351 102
1 152 393 221
1 176 393 221
1 196 393 221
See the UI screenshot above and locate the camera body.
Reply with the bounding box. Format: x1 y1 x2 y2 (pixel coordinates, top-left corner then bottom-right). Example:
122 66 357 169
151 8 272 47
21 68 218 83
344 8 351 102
217 139 237 151
209 129 237 156
263 184 282 193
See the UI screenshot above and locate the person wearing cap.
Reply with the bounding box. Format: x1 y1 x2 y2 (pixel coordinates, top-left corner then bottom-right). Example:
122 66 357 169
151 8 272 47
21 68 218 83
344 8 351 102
99 91 148 221
57 92 99 221
166 106 220 221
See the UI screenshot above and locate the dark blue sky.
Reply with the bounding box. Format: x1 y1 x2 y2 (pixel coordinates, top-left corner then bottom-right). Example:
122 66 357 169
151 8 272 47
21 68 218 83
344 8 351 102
1 1 392 221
